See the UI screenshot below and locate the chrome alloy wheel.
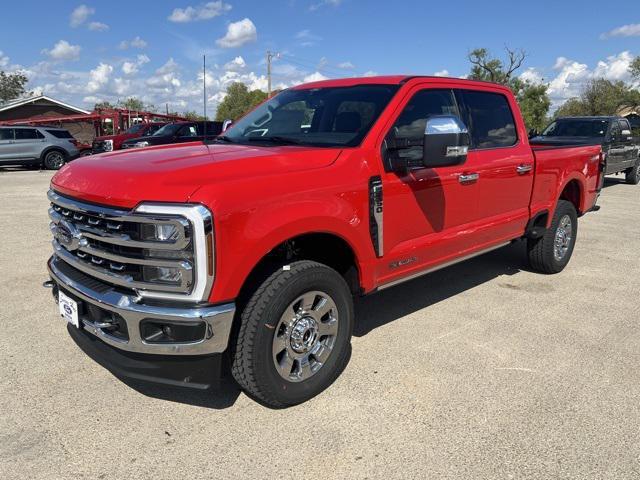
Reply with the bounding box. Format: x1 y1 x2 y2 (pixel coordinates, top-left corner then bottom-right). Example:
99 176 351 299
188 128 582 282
554 214 573 261
46 151 65 169
272 290 339 382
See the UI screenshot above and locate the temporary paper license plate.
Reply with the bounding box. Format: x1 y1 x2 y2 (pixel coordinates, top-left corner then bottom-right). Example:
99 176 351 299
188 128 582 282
59 291 80 328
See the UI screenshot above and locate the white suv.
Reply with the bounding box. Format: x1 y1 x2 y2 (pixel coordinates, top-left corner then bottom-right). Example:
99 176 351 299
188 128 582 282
0 126 80 170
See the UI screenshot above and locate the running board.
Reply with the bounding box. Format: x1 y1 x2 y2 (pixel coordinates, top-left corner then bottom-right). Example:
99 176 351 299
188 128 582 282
377 242 510 291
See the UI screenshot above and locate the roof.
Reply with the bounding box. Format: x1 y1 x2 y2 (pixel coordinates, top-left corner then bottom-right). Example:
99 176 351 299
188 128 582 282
0 95 91 115
292 75 513 93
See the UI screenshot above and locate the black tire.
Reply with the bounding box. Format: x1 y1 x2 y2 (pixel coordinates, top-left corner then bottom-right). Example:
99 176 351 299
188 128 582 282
231 260 354 408
527 200 578 274
43 150 66 170
625 160 640 185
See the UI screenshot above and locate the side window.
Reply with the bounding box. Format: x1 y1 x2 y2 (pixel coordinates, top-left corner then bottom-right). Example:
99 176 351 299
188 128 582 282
15 129 43 140
619 120 630 132
610 121 621 139
461 90 517 149
387 89 459 161
148 125 160 134
178 125 197 137
0 129 14 140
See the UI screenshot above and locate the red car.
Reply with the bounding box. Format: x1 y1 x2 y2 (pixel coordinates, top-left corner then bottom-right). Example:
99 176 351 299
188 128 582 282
46 76 603 407
91 122 166 153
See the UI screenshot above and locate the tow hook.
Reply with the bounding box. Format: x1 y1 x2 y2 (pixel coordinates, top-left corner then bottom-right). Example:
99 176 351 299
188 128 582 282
42 280 55 289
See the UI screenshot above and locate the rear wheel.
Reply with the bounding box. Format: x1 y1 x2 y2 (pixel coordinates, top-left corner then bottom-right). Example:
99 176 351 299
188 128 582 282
43 150 66 170
527 200 578 274
625 160 640 185
231 260 353 408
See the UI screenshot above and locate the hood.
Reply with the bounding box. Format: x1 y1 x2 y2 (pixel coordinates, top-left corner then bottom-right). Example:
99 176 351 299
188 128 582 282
530 135 604 146
51 142 342 208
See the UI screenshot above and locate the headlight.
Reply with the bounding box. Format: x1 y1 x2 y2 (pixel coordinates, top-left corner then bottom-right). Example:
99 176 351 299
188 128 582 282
104 139 113 151
140 223 181 242
142 266 184 285
134 141 149 148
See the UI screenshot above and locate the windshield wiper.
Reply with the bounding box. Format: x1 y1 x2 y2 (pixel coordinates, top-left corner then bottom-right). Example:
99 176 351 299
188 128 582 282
212 135 235 143
245 136 304 145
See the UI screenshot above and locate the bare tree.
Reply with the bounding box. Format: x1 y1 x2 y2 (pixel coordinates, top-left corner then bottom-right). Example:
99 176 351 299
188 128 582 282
468 47 527 84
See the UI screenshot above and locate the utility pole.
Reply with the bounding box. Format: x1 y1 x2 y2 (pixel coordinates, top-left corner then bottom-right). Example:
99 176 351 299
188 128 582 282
266 51 279 97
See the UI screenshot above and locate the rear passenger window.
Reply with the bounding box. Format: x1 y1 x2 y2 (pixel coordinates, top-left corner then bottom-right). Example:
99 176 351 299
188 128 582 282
461 91 517 149
0 129 13 140
15 129 44 140
45 130 74 139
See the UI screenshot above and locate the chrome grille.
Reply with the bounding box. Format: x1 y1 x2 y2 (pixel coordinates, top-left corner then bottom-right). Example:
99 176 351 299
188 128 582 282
48 190 214 302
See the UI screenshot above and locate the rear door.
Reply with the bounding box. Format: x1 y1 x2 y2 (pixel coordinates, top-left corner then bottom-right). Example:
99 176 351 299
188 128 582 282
456 89 535 242
13 128 45 159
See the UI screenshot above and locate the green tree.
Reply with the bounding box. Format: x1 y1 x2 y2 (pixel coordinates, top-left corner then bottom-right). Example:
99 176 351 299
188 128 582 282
467 47 551 131
630 56 640 80
93 100 115 111
554 79 640 118
215 82 268 121
119 97 145 111
0 70 30 103
182 110 207 120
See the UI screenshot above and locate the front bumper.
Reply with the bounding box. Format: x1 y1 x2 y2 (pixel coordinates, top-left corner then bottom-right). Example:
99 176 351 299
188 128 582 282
48 255 235 356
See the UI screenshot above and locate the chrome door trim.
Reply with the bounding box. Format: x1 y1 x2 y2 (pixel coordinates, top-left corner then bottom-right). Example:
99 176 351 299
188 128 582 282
377 242 510 290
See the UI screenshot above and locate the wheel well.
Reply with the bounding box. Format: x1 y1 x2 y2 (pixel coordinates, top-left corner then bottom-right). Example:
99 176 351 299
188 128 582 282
559 180 582 215
237 233 360 306
41 147 66 161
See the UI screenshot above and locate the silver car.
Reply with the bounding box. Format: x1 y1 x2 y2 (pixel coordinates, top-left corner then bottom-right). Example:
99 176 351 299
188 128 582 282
0 126 80 170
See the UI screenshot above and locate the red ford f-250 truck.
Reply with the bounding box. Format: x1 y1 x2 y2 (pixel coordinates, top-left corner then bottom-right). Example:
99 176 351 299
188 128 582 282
46 76 603 407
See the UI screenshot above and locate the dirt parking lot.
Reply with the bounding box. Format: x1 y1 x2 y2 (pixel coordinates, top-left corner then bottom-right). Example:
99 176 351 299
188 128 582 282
1 168 639 479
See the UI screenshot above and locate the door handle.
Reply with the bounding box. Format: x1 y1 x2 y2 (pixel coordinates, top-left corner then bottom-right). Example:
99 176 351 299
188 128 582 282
516 164 533 174
459 173 479 184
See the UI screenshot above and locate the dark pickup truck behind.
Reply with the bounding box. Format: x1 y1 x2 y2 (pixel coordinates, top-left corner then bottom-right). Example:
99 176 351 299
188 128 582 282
531 116 640 185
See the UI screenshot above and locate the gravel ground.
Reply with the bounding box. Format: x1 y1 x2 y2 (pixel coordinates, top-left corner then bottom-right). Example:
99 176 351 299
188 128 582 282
1 168 639 480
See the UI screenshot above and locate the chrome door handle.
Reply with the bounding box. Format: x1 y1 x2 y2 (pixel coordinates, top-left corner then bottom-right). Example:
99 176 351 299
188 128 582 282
459 173 479 184
516 164 533 174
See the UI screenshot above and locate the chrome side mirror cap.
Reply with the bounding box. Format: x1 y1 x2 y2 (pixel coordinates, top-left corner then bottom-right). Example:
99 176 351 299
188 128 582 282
222 119 234 132
423 115 470 168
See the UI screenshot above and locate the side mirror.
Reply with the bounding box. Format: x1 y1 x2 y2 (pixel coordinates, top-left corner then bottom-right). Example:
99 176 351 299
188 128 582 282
423 115 470 168
222 119 233 132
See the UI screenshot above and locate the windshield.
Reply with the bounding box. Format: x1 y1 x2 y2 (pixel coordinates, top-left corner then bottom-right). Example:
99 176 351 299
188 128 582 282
542 119 609 138
222 85 399 147
125 124 145 134
152 123 182 137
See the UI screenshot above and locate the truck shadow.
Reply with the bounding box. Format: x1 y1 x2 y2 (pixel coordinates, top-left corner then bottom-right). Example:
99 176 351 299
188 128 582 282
354 241 526 337
119 242 526 409
602 176 628 188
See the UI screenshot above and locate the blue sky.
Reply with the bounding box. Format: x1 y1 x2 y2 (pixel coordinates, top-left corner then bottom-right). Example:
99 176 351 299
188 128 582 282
0 0 638 114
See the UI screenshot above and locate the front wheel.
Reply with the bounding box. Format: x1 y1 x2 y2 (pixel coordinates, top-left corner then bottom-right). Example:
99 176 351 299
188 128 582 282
527 200 578 274
625 160 640 185
231 260 354 408
43 150 66 170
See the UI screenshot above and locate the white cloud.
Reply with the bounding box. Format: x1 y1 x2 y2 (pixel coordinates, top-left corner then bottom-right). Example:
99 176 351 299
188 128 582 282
433 69 449 77
546 51 637 109
601 23 640 39
122 54 150 75
42 40 81 61
118 36 148 50
310 0 342 11
86 62 113 93
216 18 257 48
168 1 231 22
70 4 94 27
0 51 9 68
519 67 543 84
88 21 109 32
296 29 322 47
337 61 355 69
302 72 328 83
223 56 246 71
362 70 378 77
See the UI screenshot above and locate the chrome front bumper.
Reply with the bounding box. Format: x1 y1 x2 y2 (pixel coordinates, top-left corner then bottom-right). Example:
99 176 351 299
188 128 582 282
48 256 235 356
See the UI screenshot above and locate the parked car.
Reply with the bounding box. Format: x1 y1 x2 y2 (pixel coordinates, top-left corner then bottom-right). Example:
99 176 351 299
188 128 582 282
0 125 79 169
531 116 640 184
45 76 603 407
120 121 223 149
92 122 166 154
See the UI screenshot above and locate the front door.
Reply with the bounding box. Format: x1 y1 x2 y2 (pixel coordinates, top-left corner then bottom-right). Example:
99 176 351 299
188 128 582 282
376 86 483 285
13 128 45 160
0 128 18 162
